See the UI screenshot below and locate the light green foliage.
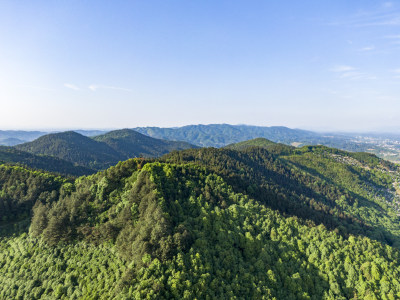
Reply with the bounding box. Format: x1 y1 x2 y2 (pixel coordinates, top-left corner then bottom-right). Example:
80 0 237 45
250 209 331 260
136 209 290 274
0 234 126 299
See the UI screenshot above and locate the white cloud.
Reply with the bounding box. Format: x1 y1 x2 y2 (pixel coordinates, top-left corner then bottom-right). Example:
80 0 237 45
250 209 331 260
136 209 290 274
64 83 80 90
330 65 376 80
330 65 356 72
339 72 376 80
359 46 375 51
88 84 131 92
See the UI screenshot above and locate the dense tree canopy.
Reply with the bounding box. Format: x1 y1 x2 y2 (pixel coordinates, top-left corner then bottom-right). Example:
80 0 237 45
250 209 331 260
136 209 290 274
1 143 400 298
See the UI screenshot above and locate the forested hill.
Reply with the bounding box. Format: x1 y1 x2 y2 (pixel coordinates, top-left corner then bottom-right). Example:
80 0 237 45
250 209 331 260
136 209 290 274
16 131 122 170
0 163 68 226
0 146 94 176
2 142 400 298
92 129 196 159
224 137 291 153
15 129 196 170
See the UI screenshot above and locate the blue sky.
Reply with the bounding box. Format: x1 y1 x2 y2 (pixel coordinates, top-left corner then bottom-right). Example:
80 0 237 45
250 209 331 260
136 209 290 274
1 1 400 131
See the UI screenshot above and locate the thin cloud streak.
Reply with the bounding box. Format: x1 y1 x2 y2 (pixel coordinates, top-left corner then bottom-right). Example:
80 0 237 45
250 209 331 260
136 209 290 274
88 84 132 92
330 65 356 72
359 46 375 51
330 65 376 80
328 3 400 27
64 83 80 90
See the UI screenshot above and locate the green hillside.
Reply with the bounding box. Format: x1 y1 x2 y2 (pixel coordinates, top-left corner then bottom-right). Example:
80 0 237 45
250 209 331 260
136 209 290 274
0 146 94 176
1 144 400 298
225 137 293 154
225 137 276 149
92 129 196 159
16 130 196 171
16 131 121 170
0 164 69 225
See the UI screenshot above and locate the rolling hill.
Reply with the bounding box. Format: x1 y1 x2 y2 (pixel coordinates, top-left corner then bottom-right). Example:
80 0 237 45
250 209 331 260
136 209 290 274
1 142 400 298
0 146 94 176
92 128 197 159
16 129 196 170
16 131 122 170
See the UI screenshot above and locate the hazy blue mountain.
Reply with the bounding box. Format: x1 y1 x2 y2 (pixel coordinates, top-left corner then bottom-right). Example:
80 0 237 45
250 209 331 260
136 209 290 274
134 124 400 162
0 130 47 143
0 138 27 146
134 124 320 147
74 129 110 136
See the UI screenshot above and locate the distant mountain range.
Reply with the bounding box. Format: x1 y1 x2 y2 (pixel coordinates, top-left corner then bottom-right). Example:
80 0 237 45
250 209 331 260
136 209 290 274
134 124 319 147
134 124 400 162
0 130 46 146
3 124 400 162
15 129 196 170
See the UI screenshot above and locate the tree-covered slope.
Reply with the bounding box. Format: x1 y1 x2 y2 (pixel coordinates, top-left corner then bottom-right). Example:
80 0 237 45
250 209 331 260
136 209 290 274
92 129 196 159
164 146 400 248
0 146 95 176
16 131 121 170
225 137 293 154
2 144 400 298
225 137 276 149
0 164 69 225
16 130 196 171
